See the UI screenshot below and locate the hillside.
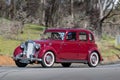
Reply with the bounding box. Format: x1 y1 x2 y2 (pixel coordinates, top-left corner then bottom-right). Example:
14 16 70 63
0 19 120 65
0 18 44 55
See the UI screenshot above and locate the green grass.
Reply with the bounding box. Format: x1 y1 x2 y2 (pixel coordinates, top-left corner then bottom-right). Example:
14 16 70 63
20 24 45 41
0 23 45 55
0 37 21 55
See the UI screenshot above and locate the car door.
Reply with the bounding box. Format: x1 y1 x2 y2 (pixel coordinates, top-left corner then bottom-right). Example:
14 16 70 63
59 32 79 60
78 31 89 60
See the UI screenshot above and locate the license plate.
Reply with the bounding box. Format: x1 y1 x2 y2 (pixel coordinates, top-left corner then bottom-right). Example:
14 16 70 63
20 59 30 63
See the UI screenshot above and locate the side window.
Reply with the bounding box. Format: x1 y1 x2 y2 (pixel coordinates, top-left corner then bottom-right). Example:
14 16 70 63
89 33 94 41
79 32 87 41
66 32 76 41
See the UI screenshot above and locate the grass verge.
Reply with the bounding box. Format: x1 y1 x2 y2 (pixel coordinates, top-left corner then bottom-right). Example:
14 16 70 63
0 24 45 55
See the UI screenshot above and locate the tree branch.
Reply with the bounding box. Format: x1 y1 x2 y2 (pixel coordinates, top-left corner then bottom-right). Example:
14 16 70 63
107 13 120 18
101 0 114 22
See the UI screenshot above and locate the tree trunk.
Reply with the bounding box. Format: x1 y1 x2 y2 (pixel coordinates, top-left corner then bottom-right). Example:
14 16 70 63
45 0 60 28
70 0 74 20
39 0 45 26
95 21 102 40
86 19 102 40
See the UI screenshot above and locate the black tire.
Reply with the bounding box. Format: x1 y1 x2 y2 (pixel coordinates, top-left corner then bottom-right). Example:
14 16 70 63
41 51 55 68
61 63 71 67
15 61 28 67
88 52 99 67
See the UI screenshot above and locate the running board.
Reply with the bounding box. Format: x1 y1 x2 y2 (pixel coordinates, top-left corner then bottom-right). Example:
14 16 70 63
58 59 88 64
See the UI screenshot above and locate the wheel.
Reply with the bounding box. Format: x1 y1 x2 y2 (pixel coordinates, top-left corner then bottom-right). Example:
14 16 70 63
15 61 28 67
41 51 55 68
61 63 71 67
88 52 99 67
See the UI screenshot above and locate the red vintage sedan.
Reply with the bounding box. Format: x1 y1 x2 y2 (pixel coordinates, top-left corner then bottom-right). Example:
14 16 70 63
13 28 103 67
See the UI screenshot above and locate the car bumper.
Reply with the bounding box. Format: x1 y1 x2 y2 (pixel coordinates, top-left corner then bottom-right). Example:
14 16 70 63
12 56 42 64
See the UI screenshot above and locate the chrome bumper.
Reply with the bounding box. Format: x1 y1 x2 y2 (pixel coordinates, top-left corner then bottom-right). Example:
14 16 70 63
12 56 42 63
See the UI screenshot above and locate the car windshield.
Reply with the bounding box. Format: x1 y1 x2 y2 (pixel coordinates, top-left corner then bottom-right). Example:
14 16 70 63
41 32 65 40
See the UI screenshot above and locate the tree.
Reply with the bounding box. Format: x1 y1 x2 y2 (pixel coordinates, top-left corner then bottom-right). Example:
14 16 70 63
97 0 116 38
115 0 120 10
0 0 118 39
44 0 62 27
82 0 117 39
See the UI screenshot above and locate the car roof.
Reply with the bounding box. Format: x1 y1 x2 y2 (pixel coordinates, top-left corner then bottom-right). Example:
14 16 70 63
45 28 93 33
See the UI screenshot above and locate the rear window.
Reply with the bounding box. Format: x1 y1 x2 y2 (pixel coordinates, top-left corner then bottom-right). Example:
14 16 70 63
79 32 87 41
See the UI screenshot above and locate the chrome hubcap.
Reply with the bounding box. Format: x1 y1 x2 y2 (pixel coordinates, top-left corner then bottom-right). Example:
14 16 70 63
91 55 97 64
90 52 99 66
45 54 52 64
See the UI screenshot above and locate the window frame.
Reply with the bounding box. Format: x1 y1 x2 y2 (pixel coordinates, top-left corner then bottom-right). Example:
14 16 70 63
89 33 94 42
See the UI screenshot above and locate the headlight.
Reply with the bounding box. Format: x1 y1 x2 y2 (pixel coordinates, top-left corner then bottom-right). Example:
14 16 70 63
35 44 40 50
20 42 25 49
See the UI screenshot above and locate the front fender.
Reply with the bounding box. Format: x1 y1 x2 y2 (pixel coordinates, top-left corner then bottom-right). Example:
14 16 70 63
13 46 22 57
38 46 57 58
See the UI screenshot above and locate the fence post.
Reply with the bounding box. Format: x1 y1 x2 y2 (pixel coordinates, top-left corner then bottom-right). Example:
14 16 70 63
115 35 120 46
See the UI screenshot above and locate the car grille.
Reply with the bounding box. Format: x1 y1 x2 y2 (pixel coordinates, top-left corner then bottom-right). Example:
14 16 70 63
23 41 35 58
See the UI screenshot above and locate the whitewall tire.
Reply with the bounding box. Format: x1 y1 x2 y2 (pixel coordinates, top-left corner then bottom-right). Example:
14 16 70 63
88 52 99 67
41 51 55 68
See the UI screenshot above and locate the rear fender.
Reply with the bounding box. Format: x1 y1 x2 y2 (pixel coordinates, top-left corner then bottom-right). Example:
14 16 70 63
88 48 103 62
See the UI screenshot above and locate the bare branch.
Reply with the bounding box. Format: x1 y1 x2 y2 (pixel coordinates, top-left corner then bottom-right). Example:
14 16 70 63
99 0 117 21
102 0 115 21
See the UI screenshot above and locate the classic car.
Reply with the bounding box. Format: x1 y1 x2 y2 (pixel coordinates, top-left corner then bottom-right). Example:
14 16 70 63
13 28 103 67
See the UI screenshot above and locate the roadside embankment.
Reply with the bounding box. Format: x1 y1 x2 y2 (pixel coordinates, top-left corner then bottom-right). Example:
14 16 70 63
0 54 15 66
0 54 120 66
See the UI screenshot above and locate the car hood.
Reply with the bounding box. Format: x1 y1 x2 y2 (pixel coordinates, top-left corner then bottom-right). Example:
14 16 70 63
34 40 52 46
34 39 50 43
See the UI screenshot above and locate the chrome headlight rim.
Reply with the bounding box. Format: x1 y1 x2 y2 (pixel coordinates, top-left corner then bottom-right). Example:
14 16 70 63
35 43 40 50
20 42 25 49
